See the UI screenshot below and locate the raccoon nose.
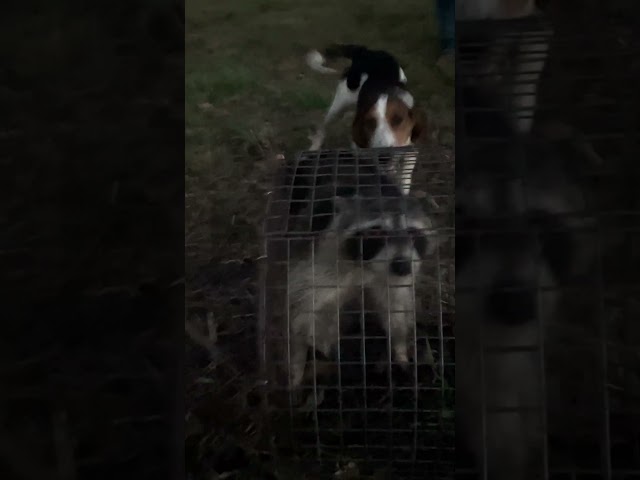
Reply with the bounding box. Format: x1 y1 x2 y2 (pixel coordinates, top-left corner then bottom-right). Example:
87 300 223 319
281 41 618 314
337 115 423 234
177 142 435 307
390 257 412 276
486 282 537 324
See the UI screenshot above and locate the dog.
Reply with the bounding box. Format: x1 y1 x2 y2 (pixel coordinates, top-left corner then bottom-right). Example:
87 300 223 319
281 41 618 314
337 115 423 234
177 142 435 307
305 44 427 151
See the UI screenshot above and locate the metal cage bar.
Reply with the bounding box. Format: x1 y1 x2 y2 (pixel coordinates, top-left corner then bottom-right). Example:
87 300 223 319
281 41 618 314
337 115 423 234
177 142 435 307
457 7 640 479
259 146 454 479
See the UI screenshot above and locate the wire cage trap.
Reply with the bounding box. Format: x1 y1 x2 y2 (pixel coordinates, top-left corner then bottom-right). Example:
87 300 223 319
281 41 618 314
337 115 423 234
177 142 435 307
457 8 640 480
258 146 455 479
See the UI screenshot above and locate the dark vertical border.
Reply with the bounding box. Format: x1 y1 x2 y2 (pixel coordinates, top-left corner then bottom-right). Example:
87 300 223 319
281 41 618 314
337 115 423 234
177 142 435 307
455 1 640 478
1 1 184 478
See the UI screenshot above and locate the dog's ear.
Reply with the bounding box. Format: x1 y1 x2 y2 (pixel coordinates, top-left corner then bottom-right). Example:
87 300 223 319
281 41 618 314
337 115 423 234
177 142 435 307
409 107 428 143
394 88 414 109
351 114 369 148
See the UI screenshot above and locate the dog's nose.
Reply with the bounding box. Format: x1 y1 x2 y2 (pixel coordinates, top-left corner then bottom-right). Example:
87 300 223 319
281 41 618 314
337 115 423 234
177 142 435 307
486 281 537 324
390 257 412 276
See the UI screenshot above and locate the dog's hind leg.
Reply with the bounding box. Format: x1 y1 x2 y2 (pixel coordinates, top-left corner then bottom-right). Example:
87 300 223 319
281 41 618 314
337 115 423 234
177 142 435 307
309 77 363 150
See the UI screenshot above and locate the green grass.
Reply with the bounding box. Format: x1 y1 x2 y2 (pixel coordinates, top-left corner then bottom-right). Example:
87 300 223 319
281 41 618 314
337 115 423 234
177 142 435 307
185 0 454 477
186 0 453 265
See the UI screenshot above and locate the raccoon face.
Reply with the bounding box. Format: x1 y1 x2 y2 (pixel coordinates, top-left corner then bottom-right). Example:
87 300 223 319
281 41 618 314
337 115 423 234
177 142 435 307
343 224 429 277
457 212 562 326
456 135 593 327
336 195 434 278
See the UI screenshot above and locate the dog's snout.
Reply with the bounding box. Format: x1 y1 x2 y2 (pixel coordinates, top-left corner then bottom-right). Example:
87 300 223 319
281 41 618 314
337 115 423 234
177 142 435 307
486 282 537 324
390 256 412 276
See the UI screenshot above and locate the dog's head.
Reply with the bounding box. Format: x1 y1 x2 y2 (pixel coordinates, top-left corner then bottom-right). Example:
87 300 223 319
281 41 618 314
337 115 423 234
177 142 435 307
352 82 428 148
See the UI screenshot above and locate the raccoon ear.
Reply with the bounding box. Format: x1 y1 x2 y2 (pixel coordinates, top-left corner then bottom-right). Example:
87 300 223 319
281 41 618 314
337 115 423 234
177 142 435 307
333 195 348 214
333 194 359 214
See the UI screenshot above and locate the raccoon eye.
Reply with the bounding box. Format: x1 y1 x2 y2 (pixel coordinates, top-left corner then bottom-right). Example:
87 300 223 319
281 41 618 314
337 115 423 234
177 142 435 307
361 237 386 261
407 228 428 257
344 229 386 261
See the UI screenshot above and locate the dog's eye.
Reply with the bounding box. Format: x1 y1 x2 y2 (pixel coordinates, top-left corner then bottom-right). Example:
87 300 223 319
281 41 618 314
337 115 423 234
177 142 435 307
390 114 403 127
364 118 377 131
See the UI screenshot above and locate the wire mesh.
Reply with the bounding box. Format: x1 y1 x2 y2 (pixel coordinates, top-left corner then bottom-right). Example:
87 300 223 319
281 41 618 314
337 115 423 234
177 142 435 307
258 146 454 479
457 10 640 480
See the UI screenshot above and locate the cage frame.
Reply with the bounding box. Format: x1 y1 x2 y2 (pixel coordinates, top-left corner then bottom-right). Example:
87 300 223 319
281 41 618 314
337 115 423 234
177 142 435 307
456 9 640 480
257 146 455 479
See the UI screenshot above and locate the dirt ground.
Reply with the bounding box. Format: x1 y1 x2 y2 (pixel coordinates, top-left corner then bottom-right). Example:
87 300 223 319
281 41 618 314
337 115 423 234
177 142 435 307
184 0 454 478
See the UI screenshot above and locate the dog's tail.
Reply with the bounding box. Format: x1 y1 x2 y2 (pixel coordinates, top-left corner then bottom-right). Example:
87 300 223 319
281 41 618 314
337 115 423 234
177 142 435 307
305 44 369 75
305 50 339 74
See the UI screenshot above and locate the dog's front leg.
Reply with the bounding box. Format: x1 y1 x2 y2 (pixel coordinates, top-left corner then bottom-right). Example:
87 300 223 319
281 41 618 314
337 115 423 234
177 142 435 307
309 78 360 150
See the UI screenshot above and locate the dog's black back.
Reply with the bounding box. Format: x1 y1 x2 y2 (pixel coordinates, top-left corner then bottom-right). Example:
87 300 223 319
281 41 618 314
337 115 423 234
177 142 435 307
324 44 403 91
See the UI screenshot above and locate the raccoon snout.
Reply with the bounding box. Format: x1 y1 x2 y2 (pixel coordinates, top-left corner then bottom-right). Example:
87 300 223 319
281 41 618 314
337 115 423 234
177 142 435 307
390 256 412 276
486 281 537 324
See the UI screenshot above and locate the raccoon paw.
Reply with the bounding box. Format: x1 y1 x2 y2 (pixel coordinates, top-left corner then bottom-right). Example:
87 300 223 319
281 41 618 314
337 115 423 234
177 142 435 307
308 131 325 151
394 344 410 367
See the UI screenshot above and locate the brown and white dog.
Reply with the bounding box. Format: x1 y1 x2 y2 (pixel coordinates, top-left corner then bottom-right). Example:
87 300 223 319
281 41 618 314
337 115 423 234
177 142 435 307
305 44 427 152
